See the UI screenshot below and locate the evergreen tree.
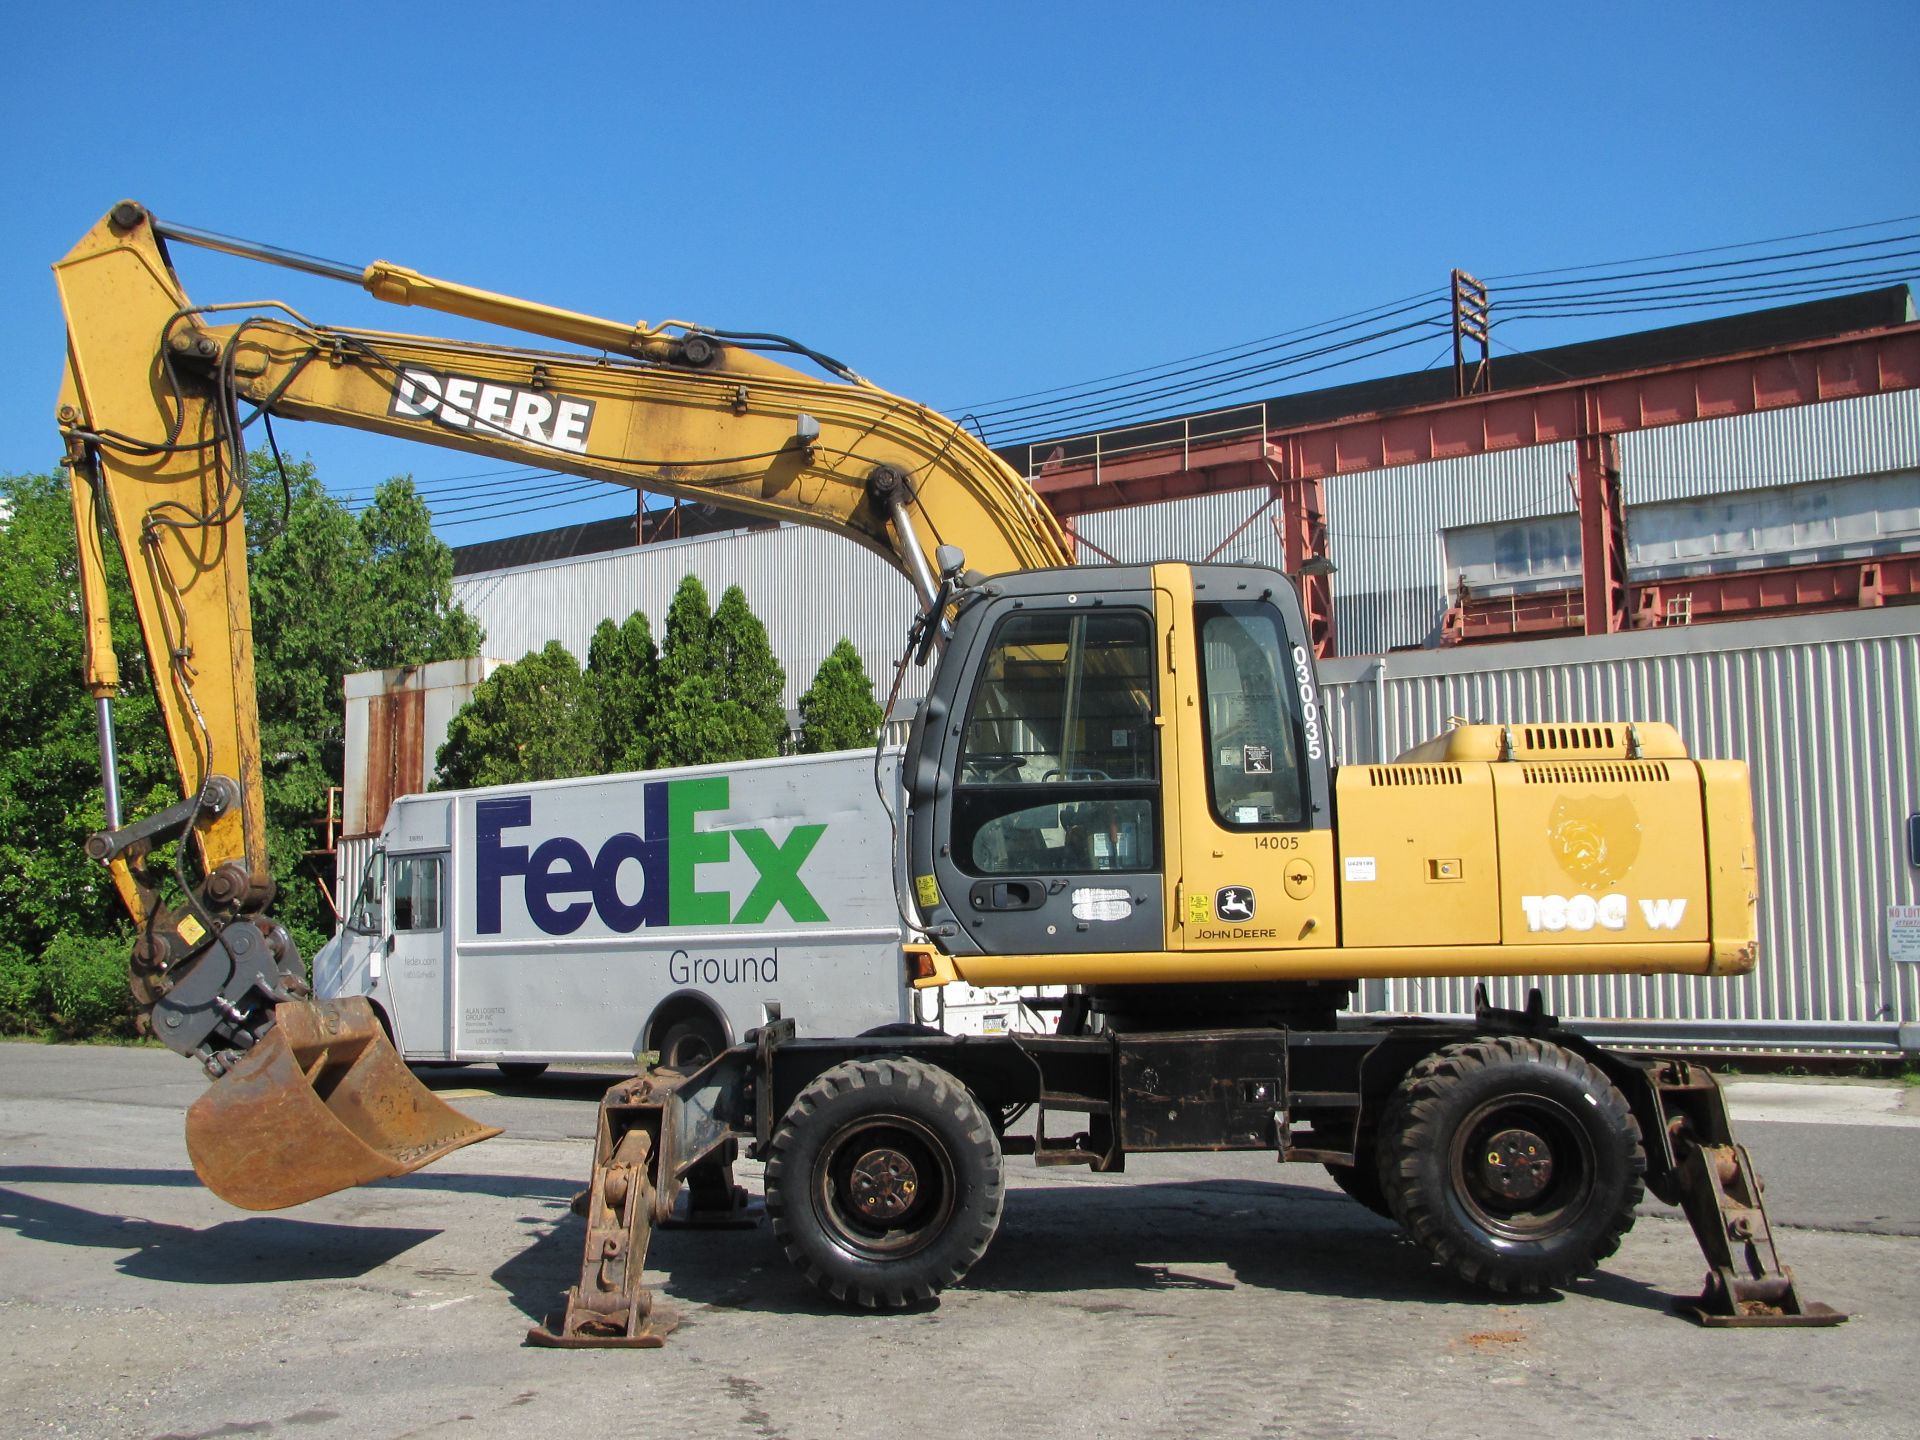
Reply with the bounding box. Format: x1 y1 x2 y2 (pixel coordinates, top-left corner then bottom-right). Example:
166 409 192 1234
583 610 661 773
797 639 885 753
652 576 715 768
651 578 788 766
658 575 714 689
434 641 593 790
709 585 789 758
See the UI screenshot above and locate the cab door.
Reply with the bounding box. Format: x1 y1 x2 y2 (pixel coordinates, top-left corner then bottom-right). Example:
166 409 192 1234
1170 568 1337 953
926 590 1166 955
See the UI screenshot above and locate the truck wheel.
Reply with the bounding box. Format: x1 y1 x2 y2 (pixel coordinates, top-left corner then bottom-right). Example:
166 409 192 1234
655 1015 726 1070
496 1061 548 1081
765 1058 1004 1308
1378 1037 1643 1294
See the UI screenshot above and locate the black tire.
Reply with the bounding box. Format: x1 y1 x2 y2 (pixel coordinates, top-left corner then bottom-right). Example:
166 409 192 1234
764 1057 1004 1308
655 1015 727 1070
1324 1141 1392 1220
1378 1037 1644 1295
495 1061 548 1081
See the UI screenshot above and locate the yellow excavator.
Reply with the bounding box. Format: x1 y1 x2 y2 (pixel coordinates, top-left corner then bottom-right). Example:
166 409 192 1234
53 202 1838 1340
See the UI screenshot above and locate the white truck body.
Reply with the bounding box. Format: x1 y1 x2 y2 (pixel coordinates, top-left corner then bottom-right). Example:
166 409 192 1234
314 749 1043 1065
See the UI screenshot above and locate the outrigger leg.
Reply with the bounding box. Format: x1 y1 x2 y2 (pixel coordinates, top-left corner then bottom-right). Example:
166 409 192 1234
528 1042 762 1348
1642 1059 1846 1327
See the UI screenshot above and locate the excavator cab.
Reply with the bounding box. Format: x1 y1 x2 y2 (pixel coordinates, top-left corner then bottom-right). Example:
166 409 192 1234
904 562 1336 976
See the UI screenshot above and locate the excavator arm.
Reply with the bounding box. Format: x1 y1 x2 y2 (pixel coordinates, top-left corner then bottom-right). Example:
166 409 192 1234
53 200 1071 1209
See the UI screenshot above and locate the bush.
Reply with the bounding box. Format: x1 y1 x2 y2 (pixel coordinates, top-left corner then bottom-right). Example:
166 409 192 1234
0 943 39 1035
40 931 133 1040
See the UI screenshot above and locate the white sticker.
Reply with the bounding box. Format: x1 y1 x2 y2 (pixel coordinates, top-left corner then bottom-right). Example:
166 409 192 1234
1345 856 1377 882
1072 887 1133 922
1891 904 1920 963
1236 806 1260 823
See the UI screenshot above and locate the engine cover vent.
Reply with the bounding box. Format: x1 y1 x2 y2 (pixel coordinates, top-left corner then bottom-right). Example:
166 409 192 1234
1519 724 1616 755
1520 761 1674 785
1365 764 1464 787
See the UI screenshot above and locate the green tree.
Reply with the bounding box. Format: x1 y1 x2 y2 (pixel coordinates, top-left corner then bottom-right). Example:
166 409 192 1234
435 642 594 789
583 610 661 773
651 578 789 767
710 585 788 756
352 476 485 668
0 469 172 1035
797 639 885 753
651 576 717 768
658 575 714 689
0 454 482 1037
248 463 483 958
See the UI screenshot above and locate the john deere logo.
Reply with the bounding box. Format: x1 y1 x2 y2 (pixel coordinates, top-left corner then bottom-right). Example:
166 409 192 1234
1215 886 1256 922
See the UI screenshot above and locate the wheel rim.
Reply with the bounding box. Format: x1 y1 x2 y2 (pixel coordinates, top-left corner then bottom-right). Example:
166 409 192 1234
812 1113 956 1262
1448 1093 1597 1242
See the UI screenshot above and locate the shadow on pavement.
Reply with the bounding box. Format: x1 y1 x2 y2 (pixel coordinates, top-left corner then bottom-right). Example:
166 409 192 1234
0 1186 437 1283
496 1174 1681 1331
0 1163 579 1203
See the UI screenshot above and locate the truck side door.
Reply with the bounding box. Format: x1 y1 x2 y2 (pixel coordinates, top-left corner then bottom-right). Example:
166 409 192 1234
381 851 452 1058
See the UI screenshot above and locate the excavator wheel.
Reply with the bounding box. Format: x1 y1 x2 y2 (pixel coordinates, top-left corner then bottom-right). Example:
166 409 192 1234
1322 1129 1392 1220
764 1057 1004 1308
1378 1036 1644 1295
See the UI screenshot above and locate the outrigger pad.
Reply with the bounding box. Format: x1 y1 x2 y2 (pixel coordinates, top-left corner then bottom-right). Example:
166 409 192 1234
1676 1270 1848 1328
527 1307 678 1349
186 998 501 1210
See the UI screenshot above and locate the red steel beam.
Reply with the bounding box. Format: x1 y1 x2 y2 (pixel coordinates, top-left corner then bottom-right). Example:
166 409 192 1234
1032 323 1920 510
1031 320 1920 644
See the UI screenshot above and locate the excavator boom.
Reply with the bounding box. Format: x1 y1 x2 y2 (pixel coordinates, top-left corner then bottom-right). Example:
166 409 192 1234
54 200 1066 1209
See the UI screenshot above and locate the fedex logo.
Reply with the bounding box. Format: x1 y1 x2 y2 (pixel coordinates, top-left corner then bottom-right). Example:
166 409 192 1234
475 776 827 937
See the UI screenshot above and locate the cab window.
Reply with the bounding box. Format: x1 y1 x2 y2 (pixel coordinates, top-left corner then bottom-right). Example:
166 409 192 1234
391 855 444 932
1197 603 1309 829
954 609 1157 875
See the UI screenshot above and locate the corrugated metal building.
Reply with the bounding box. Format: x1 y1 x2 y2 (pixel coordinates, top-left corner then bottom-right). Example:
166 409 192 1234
1074 389 1920 655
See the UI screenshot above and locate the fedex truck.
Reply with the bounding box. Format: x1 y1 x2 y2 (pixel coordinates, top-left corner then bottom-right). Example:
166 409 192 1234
314 749 1042 1077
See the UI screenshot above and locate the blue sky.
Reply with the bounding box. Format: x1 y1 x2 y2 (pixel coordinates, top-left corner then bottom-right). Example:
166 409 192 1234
6 2 1916 545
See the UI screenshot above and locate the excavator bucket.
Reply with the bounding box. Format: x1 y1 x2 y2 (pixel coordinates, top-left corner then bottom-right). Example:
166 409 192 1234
185 997 501 1210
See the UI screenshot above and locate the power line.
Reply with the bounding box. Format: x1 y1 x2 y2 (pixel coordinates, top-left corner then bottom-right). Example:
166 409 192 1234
1486 211 1920 281
961 216 1920 450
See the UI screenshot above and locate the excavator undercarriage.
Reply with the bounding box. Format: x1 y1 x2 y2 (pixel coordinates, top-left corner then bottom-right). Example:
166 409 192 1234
533 999 1842 1346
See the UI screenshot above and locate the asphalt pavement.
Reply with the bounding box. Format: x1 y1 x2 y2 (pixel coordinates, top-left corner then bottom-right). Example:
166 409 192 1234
1 1041 1916 1440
